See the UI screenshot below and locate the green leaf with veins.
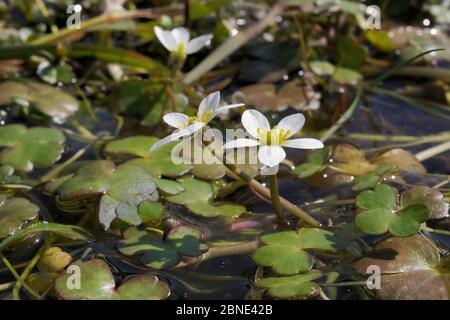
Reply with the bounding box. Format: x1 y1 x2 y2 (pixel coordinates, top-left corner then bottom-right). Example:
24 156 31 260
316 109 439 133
0 124 65 172
256 270 323 299
253 228 346 275
45 161 158 229
355 184 430 237
165 176 246 217
0 195 39 238
54 259 170 300
116 226 207 270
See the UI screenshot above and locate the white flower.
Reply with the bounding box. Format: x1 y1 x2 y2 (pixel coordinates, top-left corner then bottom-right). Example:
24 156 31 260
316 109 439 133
224 110 324 167
154 26 212 57
150 91 243 152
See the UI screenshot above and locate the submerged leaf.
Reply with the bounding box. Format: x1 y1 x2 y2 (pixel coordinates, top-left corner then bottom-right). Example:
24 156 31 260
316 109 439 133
256 270 323 299
354 235 449 300
45 161 158 229
116 226 207 270
0 124 65 172
54 259 170 300
0 195 39 238
166 176 246 218
0 81 79 122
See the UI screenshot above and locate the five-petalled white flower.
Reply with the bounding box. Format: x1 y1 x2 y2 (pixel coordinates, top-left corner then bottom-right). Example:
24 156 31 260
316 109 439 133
154 26 212 58
150 91 243 152
224 110 324 167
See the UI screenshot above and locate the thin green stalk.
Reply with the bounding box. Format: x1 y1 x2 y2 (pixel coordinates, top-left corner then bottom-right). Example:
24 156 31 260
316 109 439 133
369 48 445 87
30 10 160 45
12 243 47 300
422 226 450 236
223 163 321 227
269 174 287 227
39 141 95 183
0 253 40 299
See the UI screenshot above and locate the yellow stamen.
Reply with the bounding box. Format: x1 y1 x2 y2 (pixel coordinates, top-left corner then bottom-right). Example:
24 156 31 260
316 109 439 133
178 109 214 129
257 126 291 146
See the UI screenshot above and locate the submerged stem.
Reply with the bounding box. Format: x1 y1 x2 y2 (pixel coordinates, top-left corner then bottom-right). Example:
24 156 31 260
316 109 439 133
0 253 40 299
269 174 287 227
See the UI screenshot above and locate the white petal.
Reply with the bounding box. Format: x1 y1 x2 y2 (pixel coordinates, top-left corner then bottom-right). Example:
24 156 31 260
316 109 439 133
242 110 270 139
276 113 305 138
150 122 204 152
223 138 260 149
216 103 244 114
154 26 177 51
171 27 190 45
282 138 324 149
163 112 189 128
198 91 220 117
185 34 213 54
258 145 286 167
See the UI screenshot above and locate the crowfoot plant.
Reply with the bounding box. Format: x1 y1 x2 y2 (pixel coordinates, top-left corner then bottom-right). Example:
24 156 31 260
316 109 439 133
151 91 321 227
224 110 324 226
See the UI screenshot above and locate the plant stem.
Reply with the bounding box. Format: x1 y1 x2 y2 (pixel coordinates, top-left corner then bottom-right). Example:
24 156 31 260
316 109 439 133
223 163 321 227
12 243 47 300
0 253 40 299
39 141 95 183
415 141 450 162
269 174 287 227
30 10 162 45
422 226 450 236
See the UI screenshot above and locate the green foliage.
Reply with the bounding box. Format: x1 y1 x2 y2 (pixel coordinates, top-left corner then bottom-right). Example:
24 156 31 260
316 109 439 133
0 81 79 122
0 195 39 238
0 124 65 172
256 270 323 299
54 259 170 300
355 184 430 237
166 176 246 218
45 161 158 229
253 228 346 275
293 147 330 178
352 166 394 191
116 227 208 270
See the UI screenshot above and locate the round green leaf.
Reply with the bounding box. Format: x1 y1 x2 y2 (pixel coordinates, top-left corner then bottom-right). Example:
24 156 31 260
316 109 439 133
45 161 158 229
256 270 323 299
0 124 65 172
389 204 430 237
354 235 449 300
116 228 180 270
253 229 346 275
166 176 246 218
0 195 39 238
54 259 170 300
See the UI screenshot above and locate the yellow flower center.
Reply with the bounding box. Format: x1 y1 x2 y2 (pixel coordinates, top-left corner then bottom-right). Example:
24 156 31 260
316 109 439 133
178 109 214 129
257 126 290 146
175 42 186 57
